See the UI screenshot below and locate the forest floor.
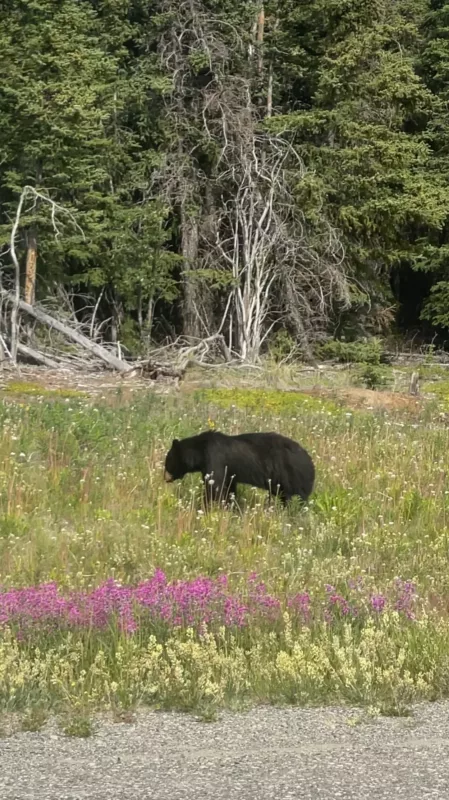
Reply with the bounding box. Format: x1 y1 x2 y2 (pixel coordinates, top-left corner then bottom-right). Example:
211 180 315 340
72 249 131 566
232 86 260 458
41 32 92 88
0 358 436 412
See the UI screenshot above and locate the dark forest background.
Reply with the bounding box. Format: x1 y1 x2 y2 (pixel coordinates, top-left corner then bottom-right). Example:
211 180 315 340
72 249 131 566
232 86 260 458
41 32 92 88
2 0 449 361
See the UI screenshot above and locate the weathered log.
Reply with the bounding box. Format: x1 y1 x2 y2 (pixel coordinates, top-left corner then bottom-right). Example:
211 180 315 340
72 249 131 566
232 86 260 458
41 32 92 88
16 342 61 369
1 290 132 373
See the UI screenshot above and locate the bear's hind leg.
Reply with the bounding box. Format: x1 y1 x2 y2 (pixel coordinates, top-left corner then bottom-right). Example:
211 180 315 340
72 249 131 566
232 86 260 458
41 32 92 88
226 477 239 508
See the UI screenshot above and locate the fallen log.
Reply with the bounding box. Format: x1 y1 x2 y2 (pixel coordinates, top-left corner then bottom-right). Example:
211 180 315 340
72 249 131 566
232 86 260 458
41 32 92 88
127 360 186 380
16 342 61 369
1 291 132 373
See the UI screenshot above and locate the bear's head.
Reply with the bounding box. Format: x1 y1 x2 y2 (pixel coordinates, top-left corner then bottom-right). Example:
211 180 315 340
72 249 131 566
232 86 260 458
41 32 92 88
164 439 186 482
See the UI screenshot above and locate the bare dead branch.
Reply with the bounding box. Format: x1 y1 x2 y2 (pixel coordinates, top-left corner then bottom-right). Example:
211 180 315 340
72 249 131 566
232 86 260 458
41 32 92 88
6 186 85 364
152 0 349 361
0 291 133 373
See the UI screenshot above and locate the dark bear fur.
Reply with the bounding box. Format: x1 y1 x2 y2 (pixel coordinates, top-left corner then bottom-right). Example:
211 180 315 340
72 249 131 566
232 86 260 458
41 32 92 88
164 430 315 506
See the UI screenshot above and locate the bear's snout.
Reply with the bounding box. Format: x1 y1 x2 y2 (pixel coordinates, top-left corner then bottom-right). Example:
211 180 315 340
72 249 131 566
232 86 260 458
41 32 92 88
164 469 174 482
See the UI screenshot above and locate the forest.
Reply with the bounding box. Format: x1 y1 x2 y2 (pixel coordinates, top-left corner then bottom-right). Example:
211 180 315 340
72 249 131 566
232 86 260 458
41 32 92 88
2 0 449 363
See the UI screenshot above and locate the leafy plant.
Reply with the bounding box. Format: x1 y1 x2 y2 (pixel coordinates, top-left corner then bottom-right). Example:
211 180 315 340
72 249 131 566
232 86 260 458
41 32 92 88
268 330 298 363
318 338 385 365
355 363 392 390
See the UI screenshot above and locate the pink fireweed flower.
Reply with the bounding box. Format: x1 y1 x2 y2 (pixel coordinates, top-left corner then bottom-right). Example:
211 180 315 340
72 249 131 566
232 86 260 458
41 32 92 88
0 573 419 638
370 594 387 613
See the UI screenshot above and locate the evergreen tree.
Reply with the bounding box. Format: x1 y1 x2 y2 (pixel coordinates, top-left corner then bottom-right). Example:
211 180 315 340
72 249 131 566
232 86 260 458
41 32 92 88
2 0 449 348
414 0 449 329
0 0 177 347
267 0 448 336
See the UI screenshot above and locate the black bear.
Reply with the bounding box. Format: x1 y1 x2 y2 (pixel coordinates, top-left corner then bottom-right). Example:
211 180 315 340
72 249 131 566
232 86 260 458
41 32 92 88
164 430 315 507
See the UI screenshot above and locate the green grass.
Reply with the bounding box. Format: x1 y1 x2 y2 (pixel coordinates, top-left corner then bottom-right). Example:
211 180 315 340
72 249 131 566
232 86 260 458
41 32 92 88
5 381 87 399
61 713 96 738
1 382 449 717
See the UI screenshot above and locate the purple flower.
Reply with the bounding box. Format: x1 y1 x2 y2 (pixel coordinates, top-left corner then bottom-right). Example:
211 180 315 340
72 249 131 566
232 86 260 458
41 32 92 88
0 573 420 639
288 592 311 622
370 594 386 613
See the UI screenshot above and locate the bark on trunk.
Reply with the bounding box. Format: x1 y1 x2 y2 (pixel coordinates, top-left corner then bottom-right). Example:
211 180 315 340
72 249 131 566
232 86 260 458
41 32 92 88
137 286 143 332
181 210 201 339
110 291 124 345
267 64 273 117
25 231 37 305
257 6 265 75
283 275 317 365
17 342 60 369
146 297 154 340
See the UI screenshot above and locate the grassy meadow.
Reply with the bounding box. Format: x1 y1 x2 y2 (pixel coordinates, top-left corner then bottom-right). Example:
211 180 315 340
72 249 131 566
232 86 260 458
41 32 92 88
1 369 449 728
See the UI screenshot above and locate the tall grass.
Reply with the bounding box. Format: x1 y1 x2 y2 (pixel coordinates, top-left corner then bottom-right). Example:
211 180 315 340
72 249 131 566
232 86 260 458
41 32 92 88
0 384 449 719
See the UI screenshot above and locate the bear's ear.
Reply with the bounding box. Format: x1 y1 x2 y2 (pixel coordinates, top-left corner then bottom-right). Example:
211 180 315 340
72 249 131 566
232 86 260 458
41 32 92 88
172 438 180 448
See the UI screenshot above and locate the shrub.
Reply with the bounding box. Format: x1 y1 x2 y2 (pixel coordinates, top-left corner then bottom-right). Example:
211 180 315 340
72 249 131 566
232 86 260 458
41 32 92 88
318 338 385 365
267 330 297 363
354 363 392 390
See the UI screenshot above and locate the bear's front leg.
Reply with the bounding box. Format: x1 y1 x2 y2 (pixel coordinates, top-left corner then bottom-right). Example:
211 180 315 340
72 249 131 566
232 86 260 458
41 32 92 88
202 469 237 510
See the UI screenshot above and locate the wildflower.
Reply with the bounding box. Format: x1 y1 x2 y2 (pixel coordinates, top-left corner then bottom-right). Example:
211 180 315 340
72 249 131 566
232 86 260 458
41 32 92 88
0 573 419 640
370 594 386 613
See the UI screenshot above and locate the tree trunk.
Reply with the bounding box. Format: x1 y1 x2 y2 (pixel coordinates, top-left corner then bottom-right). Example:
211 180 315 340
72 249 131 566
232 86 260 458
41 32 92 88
146 296 154 340
24 230 37 305
283 274 317 365
198 181 215 334
181 209 201 339
17 341 60 369
110 290 124 344
266 17 278 119
267 64 273 117
257 6 265 75
137 286 143 332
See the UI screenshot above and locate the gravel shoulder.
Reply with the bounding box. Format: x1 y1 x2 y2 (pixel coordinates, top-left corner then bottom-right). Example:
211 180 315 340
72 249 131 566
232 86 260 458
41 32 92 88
2 702 449 799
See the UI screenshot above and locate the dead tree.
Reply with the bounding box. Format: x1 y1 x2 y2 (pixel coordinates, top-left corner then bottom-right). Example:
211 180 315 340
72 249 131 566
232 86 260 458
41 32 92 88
154 1 349 361
154 0 246 340
5 186 85 364
24 230 37 305
203 122 350 361
2 187 184 377
0 292 134 373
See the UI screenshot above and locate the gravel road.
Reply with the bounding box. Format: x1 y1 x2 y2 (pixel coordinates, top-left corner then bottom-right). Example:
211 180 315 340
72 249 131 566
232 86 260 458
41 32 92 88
2 702 449 799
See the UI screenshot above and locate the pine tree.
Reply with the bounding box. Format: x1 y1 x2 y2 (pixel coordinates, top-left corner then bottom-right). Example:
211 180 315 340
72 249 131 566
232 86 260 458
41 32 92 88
0 0 177 348
267 0 448 336
414 0 449 329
